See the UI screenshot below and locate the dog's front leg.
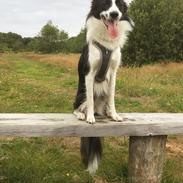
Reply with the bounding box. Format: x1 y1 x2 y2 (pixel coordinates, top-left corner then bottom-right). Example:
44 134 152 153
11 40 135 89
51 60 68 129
85 73 95 124
107 71 123 122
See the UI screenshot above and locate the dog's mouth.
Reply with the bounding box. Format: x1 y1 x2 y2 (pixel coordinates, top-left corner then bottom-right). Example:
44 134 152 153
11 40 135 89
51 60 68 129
101 15 119 39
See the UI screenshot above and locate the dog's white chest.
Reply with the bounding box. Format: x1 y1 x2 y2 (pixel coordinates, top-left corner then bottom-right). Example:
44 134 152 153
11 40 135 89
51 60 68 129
94 69 111 97
88 43 121 97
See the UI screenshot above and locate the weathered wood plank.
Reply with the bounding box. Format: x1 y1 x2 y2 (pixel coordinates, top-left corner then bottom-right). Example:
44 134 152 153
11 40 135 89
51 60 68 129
128 136 167 183
0 113 183 137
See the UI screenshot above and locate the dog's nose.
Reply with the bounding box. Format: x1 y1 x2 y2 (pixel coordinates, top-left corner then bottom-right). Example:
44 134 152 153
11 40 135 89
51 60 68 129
110 11 119 20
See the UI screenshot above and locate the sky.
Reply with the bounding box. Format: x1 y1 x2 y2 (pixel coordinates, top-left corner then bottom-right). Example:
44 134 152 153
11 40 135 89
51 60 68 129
0 0 132 38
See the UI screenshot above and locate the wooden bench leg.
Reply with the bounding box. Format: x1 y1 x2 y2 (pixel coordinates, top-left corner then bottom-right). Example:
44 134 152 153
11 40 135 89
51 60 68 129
128 136 167 183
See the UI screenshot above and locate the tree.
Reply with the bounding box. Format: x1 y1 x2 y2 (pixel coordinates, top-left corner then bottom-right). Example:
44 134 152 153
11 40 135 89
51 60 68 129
26 37 41 52
38 21 60 53
122 0 183 66
58 30 69 52
59 30 68 41
0 32 24 51
12 40 24 51
38 21 69 53
0 43 10 52
66 29 86 53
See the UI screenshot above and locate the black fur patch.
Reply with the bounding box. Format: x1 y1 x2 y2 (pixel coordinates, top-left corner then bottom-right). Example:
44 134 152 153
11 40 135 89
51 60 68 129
116 0 128 18
116 0 133 26
74 44 89 110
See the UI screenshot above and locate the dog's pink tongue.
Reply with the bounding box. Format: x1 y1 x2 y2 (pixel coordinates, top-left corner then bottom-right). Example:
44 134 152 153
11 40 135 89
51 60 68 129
107 22 119 39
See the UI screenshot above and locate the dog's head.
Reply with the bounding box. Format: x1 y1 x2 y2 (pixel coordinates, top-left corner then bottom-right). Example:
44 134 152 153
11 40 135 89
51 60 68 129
88 0 129 39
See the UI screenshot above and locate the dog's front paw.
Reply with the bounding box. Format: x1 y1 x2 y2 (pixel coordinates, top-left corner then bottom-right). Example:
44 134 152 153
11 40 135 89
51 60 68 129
87 115 96 124
110 113 123 122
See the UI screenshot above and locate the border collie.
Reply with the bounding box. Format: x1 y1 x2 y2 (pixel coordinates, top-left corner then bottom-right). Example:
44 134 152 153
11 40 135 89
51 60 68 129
74 0 133 174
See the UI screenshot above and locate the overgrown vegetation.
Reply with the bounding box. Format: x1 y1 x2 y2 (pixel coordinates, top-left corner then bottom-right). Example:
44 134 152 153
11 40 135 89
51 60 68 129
0 53 183 183
123 0 183 66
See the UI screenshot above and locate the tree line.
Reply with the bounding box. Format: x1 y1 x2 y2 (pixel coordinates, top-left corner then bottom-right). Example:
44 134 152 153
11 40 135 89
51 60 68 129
0 20 85 54
0 0 183 66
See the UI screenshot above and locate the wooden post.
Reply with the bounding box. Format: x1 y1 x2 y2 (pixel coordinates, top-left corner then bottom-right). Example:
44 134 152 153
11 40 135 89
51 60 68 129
128 136 167 183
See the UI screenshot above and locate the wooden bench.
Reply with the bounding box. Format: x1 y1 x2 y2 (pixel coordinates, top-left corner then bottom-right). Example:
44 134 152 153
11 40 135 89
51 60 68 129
0 113 183 183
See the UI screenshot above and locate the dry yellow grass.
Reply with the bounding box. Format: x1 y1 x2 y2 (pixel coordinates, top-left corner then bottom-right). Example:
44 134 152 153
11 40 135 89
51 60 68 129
0 60 10 69
24 52 183 75
24 53 80 68
167 137 183 157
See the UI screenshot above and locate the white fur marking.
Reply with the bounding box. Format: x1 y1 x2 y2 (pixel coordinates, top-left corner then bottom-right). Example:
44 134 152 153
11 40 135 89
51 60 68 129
94 80 109 97
87 155 99 175
85 74 96 124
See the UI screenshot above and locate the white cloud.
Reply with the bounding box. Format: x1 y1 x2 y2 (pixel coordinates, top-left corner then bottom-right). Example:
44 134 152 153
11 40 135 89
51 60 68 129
0 0 132 37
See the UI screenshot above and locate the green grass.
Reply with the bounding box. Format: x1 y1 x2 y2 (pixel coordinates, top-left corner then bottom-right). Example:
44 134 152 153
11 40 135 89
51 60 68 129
1 53 183 113
0 53 183 183
0 53 76 113
0 138 92 183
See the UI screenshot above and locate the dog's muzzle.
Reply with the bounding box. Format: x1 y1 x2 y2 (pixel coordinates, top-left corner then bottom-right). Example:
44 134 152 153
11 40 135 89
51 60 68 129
109 11 119 20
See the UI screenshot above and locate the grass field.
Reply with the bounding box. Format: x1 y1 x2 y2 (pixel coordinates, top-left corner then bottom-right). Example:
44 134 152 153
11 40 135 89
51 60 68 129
0 53 183 183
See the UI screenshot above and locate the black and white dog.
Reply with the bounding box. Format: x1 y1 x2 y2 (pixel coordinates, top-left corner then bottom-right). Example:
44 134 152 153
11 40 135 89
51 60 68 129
74 0 133 174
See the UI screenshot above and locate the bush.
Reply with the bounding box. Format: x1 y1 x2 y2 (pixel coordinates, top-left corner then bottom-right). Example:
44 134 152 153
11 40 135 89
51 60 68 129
0 43 11 52
66 29 86 53
122 0 183 66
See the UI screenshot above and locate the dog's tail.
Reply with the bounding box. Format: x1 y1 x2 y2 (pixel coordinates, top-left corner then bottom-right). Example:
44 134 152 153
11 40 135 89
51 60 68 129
80 137 102 174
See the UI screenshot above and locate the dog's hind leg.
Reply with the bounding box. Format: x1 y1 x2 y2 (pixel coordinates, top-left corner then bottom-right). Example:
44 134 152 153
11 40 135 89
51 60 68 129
74 101 87 120
74 110 85 120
